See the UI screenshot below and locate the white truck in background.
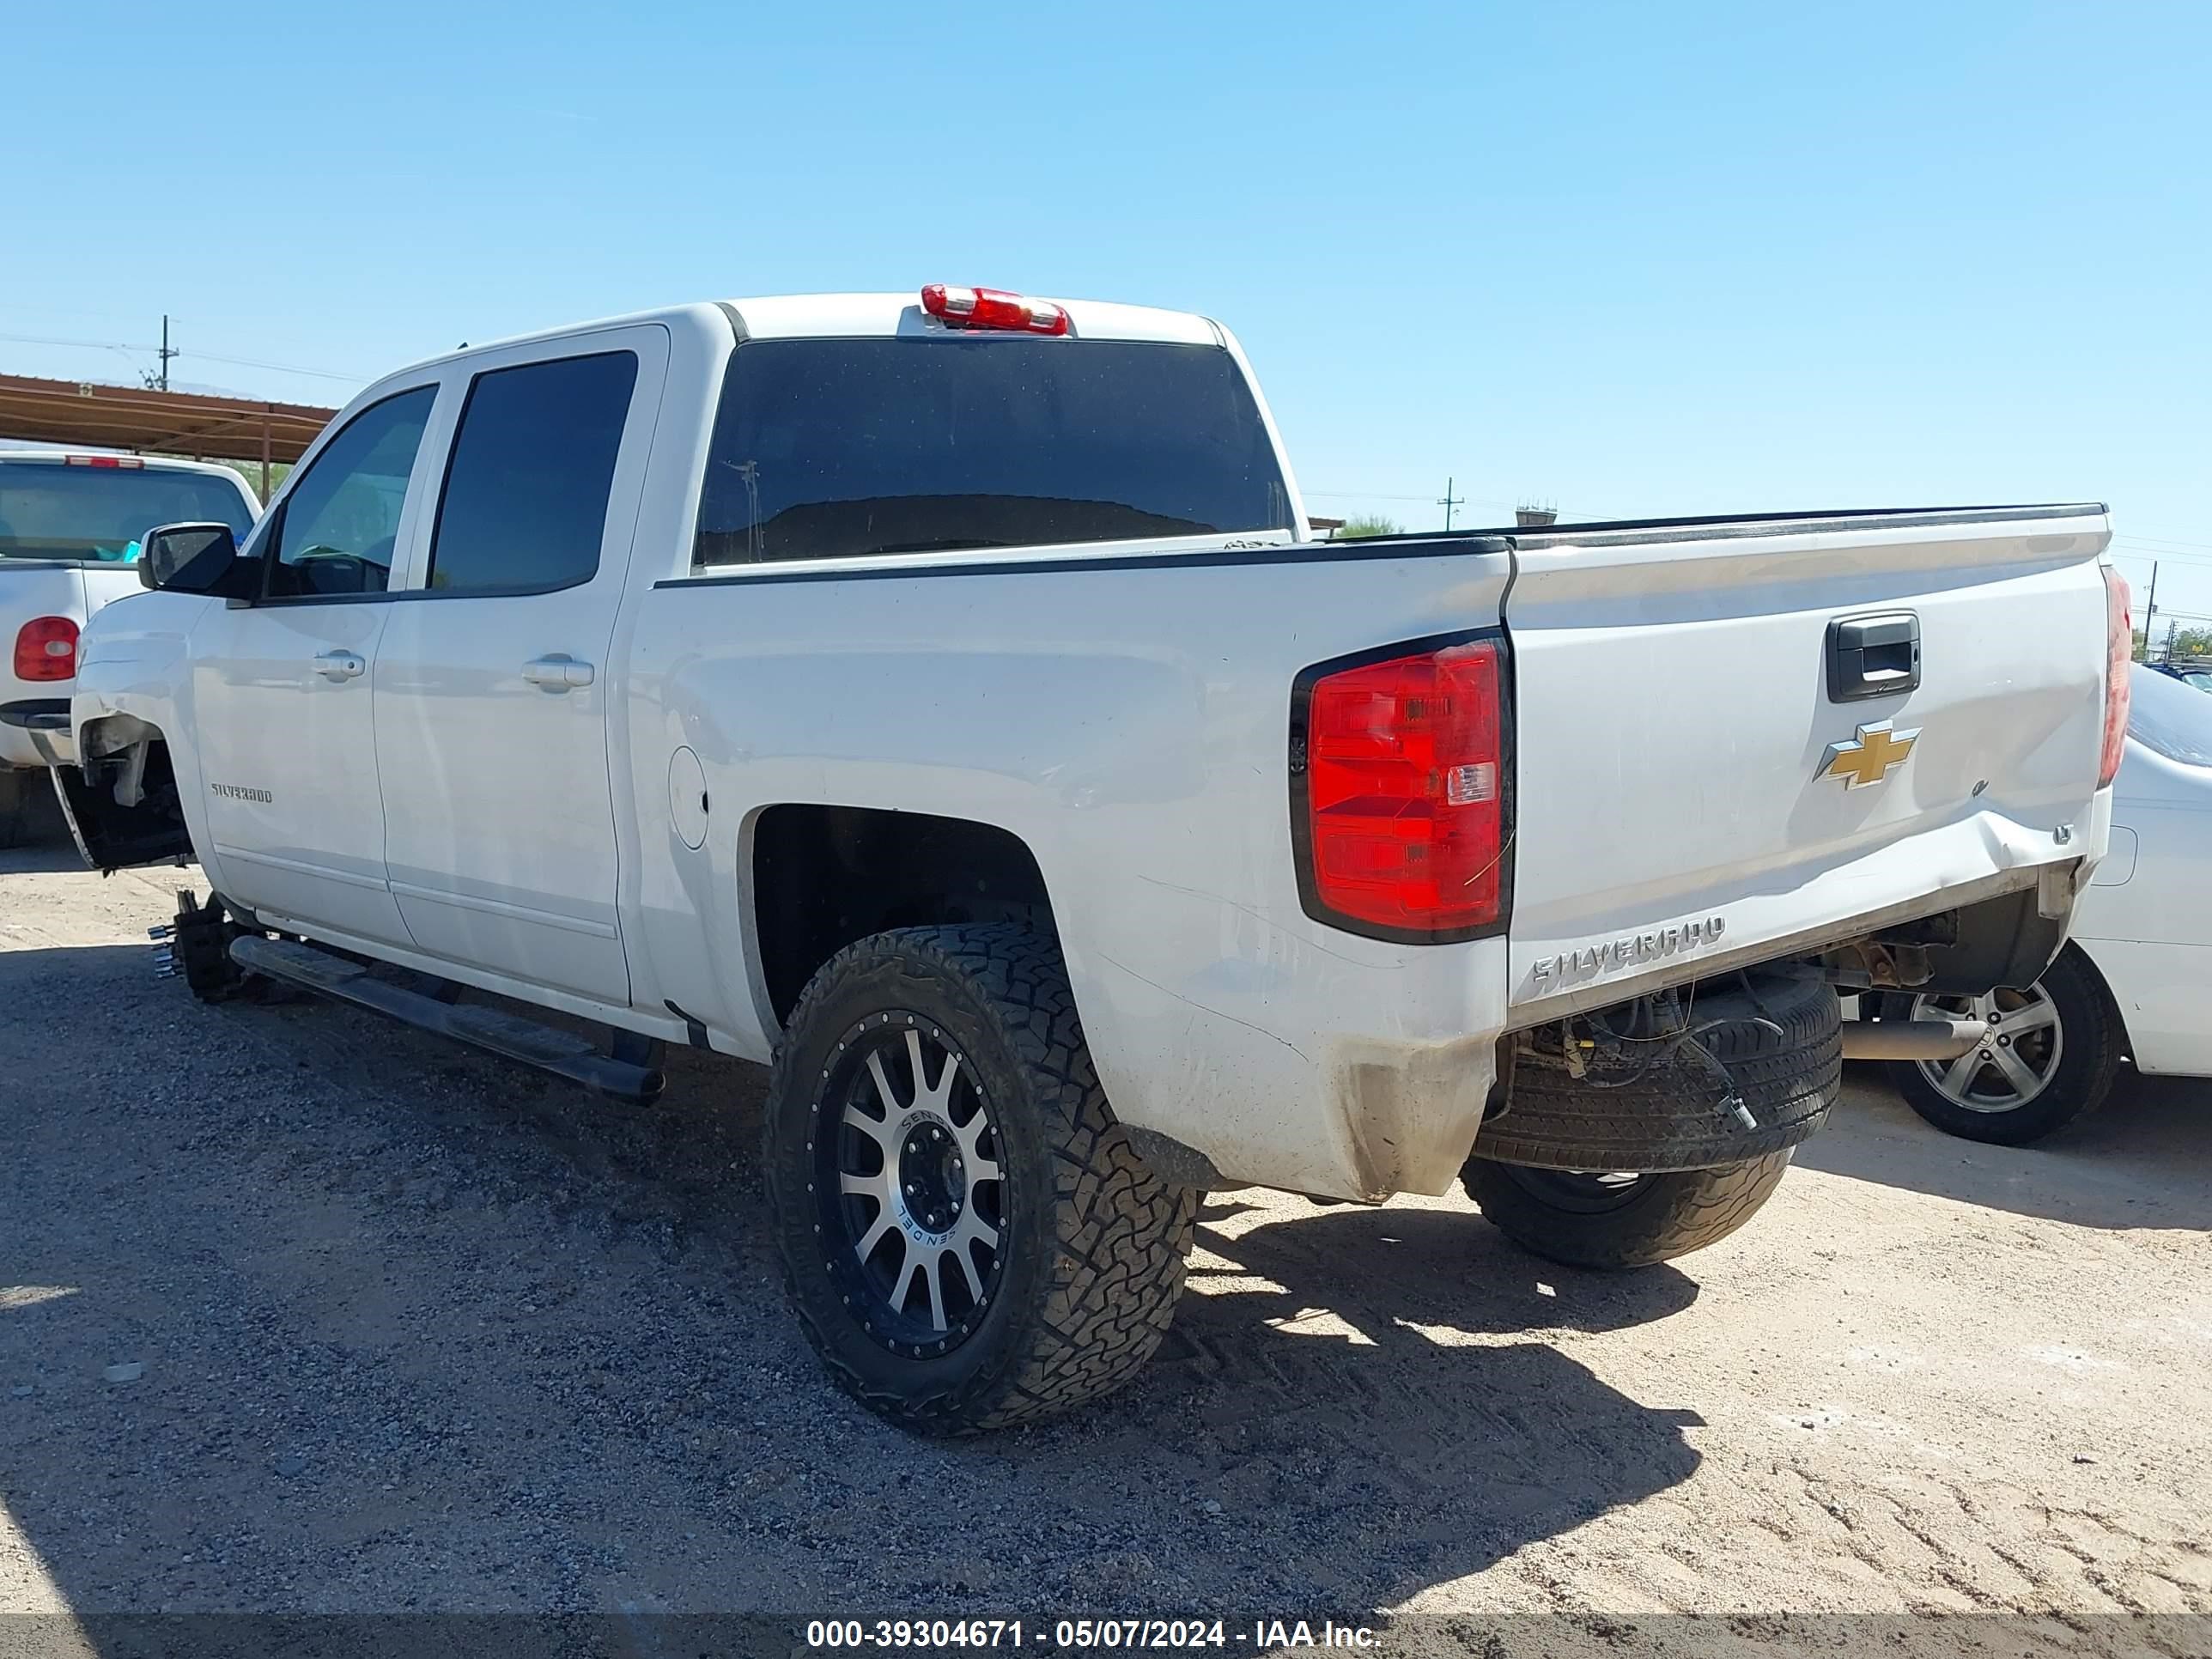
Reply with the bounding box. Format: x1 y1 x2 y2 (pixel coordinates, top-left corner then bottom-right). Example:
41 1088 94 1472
52 285 2130 1433
0 453 258 846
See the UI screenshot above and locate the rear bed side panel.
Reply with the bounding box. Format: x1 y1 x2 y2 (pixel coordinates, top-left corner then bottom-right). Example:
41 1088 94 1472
623 543 1517 1201
1503 512 2112 1021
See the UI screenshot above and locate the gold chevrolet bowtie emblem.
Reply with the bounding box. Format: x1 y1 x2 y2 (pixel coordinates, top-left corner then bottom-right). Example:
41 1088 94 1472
1821 721 1919 789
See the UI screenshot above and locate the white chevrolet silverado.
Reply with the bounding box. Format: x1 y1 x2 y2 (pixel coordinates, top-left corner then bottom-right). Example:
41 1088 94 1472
0 452 258 846
51 286 2130 1433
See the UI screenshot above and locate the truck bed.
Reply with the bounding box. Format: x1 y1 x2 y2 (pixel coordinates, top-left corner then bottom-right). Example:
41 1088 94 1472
617 501 2112 1198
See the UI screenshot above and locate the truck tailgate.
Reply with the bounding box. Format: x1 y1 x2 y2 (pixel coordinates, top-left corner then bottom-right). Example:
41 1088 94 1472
1502 506 2112 1018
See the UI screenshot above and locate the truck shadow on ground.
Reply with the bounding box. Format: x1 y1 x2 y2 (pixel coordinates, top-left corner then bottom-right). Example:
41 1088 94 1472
1081 1201 1709 1606
0 941 1710 1623
1798 1070 2212 1231
0 787 84 876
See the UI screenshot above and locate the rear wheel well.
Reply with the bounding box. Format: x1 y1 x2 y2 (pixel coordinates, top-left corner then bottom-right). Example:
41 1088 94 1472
750 805 1054 1026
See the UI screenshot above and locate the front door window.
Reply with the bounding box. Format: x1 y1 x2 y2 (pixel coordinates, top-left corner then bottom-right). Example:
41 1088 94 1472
266 386 437 599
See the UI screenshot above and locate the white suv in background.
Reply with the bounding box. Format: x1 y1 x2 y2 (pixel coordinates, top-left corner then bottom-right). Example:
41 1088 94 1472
0 452 259 845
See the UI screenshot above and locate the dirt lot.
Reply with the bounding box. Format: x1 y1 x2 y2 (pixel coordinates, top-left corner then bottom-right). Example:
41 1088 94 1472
3 823 2209 1654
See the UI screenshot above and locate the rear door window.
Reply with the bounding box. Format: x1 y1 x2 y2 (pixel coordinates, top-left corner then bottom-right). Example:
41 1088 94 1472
694 337 1292 565
426 351 639 595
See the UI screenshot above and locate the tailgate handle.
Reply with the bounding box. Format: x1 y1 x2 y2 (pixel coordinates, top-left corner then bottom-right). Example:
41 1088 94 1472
1826 612 1919 703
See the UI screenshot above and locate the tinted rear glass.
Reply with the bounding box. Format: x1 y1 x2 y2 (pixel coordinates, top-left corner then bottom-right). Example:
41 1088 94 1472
2128 662 2212 766
695 337 1291 565
0 464 255 562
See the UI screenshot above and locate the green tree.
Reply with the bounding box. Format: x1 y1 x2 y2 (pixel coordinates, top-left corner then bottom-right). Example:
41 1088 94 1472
1334 514 1402 539
2167 627 2212 659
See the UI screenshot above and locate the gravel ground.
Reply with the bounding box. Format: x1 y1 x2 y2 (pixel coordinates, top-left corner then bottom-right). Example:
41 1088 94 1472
3 826 2209 1655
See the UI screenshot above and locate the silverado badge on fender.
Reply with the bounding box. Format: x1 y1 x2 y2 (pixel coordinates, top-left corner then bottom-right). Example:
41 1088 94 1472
1820 721 1919 790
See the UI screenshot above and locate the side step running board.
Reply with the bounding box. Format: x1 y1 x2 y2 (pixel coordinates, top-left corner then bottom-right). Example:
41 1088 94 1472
229 935 665 1102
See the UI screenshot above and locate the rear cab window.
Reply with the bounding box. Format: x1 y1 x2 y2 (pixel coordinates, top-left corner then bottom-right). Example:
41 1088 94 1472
693 337 1292 566
0 462 255 565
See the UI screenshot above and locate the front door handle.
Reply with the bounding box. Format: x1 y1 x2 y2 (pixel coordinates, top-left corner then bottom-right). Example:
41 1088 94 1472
313 650 366 682
521 654 595 690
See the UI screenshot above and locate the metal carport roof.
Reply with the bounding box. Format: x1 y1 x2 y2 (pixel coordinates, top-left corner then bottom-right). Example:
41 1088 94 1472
0 373 337 491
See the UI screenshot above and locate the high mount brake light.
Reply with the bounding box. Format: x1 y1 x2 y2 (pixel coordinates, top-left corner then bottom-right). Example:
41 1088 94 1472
2100 566 2131 789
13 616 79 683
920 284 1070 337
64 455 142 469
1292 636 1510 940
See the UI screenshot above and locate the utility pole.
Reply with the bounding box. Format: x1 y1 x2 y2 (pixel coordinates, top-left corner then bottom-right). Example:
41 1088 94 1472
1437 476 1464 533
157 315 178 392
2142 561 2159 660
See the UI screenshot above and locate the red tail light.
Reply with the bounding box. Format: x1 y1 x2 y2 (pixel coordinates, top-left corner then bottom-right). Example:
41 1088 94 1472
1292 635 1510 939
920 283 1070 337
13 617 79 683
2100 566 2131 788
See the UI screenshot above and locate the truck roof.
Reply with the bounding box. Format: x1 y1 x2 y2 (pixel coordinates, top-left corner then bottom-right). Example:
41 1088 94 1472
725 293 1222 346
398 293 1224 378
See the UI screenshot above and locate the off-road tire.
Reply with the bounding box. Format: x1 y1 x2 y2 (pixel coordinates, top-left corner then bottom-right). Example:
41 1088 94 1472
1883 946 2124 1146
0 769 29 850
1464 1150 1795 1269
1476 969 1842 1172
764 924 1196 1434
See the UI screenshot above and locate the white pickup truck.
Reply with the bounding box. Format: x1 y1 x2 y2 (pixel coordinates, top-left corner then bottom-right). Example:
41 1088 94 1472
52 287 2130 1433
0 452 258 846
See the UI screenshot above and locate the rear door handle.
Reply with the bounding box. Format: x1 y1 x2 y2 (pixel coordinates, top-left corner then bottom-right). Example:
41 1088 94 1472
313 650 366 682
521 654 595 690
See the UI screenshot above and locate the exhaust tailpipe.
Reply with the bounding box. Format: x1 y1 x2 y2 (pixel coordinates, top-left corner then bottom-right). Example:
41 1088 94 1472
1839 1017 1990 1062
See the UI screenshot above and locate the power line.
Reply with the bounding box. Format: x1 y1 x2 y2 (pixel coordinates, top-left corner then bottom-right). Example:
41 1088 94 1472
188 349 365 385
2115 524 2212 548
2111 532 2212 553
2112 539 2212 556
0 331 365 385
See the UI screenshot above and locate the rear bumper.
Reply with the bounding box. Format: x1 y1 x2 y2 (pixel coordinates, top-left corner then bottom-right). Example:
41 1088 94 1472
0 699 73 768
1504 800 2107 1029
1099 809 2101 1204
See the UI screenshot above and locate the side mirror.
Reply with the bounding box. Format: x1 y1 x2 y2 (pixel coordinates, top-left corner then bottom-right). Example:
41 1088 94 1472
140 522 243 594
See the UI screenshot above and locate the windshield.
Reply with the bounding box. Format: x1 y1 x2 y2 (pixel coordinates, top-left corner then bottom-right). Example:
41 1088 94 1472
695 337 1293 564
2128 662 2212 766
0 463 257 563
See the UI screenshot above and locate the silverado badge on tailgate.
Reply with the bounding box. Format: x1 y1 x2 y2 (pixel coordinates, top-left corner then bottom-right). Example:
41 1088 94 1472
1820 721 1919 790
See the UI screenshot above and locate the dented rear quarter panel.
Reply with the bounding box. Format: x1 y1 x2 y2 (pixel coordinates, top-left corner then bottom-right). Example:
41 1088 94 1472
623 543 1521 1203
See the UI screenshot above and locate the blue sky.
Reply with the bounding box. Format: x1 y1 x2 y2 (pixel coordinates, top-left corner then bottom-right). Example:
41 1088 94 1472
8 2 2209 623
